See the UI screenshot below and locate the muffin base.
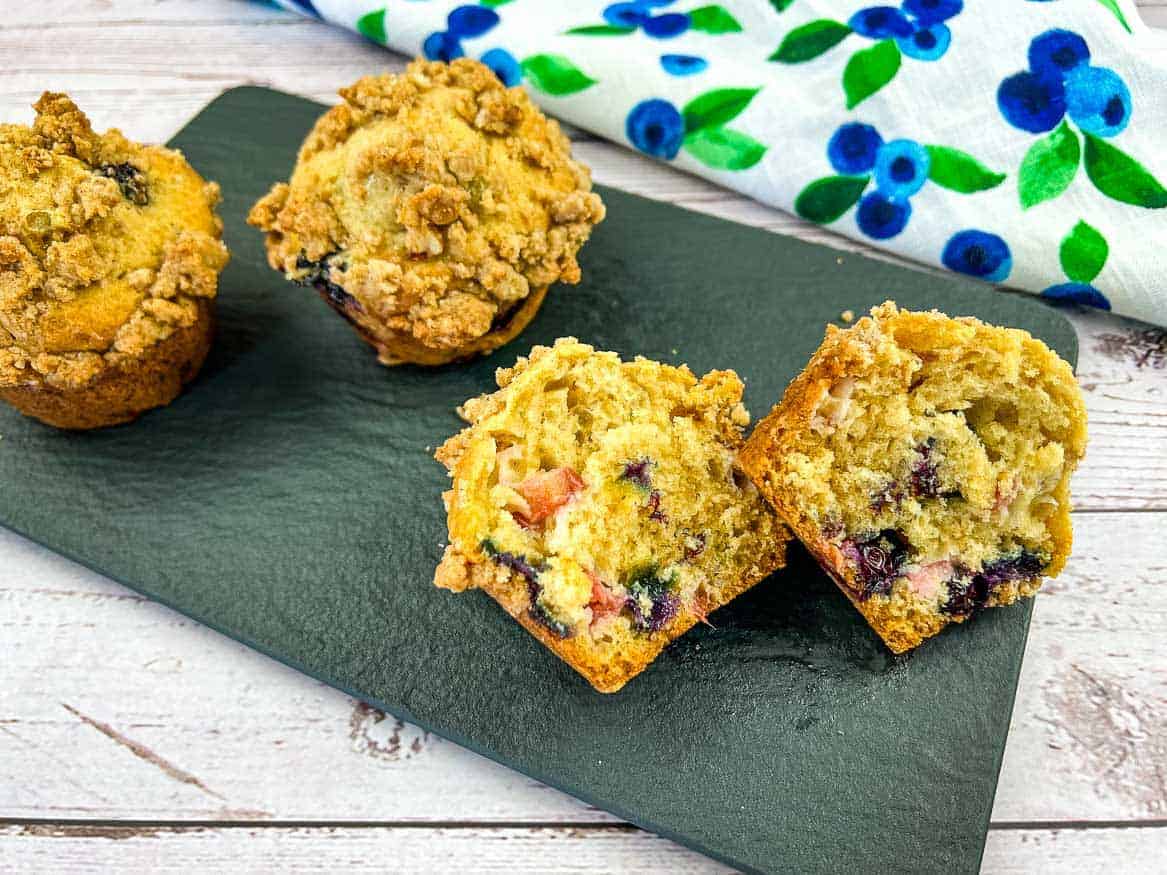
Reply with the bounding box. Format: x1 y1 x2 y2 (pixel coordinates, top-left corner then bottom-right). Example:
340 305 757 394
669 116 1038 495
325 284 550 367
437 544 783 693
0 301 214 430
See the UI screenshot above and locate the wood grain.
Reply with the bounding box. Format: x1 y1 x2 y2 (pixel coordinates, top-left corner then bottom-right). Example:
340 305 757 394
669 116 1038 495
1 1 1165 871
2 824 1165 874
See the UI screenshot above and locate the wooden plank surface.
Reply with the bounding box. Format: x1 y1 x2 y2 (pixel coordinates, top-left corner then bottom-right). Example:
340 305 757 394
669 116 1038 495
1 2 1165 872
2 824 1166 874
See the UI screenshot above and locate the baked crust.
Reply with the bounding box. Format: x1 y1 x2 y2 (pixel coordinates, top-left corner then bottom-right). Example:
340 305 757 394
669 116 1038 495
248 59 605 366
0 300 213 430
0 92 228 428
741 302 1087 653
435 542 777 693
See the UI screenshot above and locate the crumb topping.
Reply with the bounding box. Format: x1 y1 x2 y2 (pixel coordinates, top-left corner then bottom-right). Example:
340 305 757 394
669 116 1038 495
0 93 228 391
247 59 605 360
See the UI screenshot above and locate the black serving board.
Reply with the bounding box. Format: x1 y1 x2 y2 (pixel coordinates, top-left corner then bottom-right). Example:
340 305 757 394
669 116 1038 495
0 88 1078 874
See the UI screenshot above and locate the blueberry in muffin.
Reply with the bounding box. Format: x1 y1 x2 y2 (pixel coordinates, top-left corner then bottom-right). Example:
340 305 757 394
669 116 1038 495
248 58 605 367
740 303 1087 653
0 93 228 429
434 338 789 692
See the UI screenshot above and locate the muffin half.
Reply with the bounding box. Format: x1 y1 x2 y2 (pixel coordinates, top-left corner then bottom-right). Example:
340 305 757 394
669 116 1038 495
435 338 788 692
740 303 1087 653
0 93 228 429
248 59 605 366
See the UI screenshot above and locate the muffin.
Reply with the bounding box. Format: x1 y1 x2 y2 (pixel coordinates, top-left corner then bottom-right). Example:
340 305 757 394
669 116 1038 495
740 303 1087 653
248 58 605 367
434 338 789 692
0 93 228 430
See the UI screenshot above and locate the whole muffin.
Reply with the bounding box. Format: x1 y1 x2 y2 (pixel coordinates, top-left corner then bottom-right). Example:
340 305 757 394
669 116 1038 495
248 58 605 367
0 93 228 430
435 338 788 692
740 303 1088 653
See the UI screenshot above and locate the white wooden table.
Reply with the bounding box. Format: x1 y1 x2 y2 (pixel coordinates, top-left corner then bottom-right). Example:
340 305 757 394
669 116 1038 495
2 3 1165 871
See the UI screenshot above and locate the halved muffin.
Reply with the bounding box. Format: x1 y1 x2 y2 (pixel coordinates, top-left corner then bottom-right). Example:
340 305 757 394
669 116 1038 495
435 338 788 692
0 93 228 429
741 303 1087 653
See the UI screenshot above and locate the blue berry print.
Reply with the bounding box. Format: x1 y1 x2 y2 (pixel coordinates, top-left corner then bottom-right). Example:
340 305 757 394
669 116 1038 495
857 191 912 238
902 0 962 25
604 2 650 27
997 71 1066 133
1041 282 1112 310
423 31 464 63
874 139 931 198
848 6 914 39
998 29 1164 210
642 12 690 38
480 48 522 87
1065 66 1131 138
626 99 685 159
447 5 500 39
660 54 708 76
828 123 884 175
1027 29 1090 82
898 23 950 61
942 230 1013 282
798 121 1002 241
599 1 690 38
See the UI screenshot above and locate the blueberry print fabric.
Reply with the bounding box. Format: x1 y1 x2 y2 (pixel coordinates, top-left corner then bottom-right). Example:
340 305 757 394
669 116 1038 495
266 0 1167 326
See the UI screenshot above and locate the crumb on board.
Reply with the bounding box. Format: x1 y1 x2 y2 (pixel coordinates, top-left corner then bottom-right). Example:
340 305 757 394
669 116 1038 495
840 309 855 324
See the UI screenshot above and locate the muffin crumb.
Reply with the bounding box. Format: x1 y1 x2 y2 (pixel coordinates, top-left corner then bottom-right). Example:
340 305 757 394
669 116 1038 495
436 338 788 691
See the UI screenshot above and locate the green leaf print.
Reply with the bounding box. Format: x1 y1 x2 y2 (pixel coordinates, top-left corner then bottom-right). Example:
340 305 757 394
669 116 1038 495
1083 134 1167 209
1059 221 1109 283
843 40 900 109
356 8 387 45
769 20 852 63
481 0 515 6
681 88 761 134
1018 121 1080 209
794 176 870 224
924 147 1006 193
520 55 597 96
688 5 743 34
683 128 767 170
565 25 635 36
770 0 797 10
1093 0 1133 33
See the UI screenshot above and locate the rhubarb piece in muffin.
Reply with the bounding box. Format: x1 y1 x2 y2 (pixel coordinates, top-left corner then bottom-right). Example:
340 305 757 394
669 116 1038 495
434 338 788 692
248 58 605 367
0 93 228 429
740 303 1087 653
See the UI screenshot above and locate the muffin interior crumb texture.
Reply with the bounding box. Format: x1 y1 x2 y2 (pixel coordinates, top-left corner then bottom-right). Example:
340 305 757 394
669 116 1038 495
248 58 605 365
0 92 227 394
742 302 1087 652
435 338 787 691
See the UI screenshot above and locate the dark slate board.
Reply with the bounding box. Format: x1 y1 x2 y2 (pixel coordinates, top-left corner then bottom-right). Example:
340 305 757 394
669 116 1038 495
0 88 1077 874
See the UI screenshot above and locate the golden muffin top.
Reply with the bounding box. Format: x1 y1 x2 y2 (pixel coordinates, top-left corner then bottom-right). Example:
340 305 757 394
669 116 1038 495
247 58 605 355
0 93 228 391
